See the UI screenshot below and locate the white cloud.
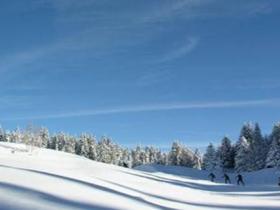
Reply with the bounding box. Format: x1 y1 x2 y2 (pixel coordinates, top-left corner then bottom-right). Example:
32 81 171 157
4 98 279 121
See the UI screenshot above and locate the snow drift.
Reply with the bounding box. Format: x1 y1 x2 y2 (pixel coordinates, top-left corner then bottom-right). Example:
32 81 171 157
0 142 279 210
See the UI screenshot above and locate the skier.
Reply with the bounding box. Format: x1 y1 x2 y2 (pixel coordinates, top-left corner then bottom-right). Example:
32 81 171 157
278 177 280 186
208 173 216 182
222 173 231 184
236 174 245 186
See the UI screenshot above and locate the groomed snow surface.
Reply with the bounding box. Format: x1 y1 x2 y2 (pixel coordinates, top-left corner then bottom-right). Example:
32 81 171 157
0 142 279 210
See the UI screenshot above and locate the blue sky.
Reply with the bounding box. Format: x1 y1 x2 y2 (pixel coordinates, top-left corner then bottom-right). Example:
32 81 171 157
1 0 280 148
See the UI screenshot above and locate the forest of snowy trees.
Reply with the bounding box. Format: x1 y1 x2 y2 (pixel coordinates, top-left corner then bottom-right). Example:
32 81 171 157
0 122 280 172
0 125 201 169
203 122 280 172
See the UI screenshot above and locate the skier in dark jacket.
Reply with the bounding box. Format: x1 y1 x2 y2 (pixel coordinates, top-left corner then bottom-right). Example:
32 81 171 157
208 173 216 182
278 177 280 186
223 173 231 184
236 174 245 186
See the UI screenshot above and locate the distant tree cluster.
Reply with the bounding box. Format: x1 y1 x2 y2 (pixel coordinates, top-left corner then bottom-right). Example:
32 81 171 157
0 125 201 169
203 122 280 172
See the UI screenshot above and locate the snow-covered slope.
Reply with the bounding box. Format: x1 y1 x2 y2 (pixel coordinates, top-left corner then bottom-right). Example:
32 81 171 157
0 142 279 210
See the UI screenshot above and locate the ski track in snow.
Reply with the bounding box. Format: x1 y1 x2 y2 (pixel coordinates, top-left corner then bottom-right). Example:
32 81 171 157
0 142 279 210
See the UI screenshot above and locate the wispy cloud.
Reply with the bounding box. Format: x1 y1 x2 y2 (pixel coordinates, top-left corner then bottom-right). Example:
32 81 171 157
4 98 279 121
5 0 277 74
2 0 279 88
140 0 277 23
157 37 199 63
33 1 279 31
0 46 55 74
141 0 213 23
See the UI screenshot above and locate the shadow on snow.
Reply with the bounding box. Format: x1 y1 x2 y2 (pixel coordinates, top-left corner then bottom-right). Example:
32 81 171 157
0 165 176 210
0 165 279 210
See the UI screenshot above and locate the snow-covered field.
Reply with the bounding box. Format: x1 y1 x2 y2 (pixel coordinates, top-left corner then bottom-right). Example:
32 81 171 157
0 142 279 210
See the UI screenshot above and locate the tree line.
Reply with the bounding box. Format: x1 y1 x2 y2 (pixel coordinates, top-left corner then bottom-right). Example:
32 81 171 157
0 125 201 168
0 122 279 172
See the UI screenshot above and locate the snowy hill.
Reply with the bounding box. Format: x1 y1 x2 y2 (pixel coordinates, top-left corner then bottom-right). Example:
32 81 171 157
0 142 279 210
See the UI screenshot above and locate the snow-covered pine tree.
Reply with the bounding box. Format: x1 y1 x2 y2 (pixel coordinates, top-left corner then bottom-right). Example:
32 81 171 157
162 152 169 165
131 146 142 167
239 122 259 171
139 147 148 165
39 127 50 148
251 123 266 170
111 143 123 166
169 141 182 166
240 122 255 144
88 137 97 161
202 143 217 171
63 135 76 154
56 133 66 151
0 126 7 142
235 136 250 172
192 149 202 170
156 150 164 165
97 136 115 164
74 138 82 155
14 127 22 143
217 137 235 171
266 123 280 168
9 130 17 143
79 133 97 160
143 147 150 164
22 125 35 152
80 134 89 157
121 148 132 168
179 146 196 167
148 146 158 164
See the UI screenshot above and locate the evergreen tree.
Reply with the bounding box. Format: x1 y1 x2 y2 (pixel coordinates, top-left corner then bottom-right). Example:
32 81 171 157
179 146 196 167
202 143 217 171
79 133 97 159
39 127 50 148
139 148 148 165
240 122 254 144
121 148 132 168
192 149 202 169
111 143 123 165
49 136 58 150
63 135 76 154
217 137 235 170
131 146 142 167
169 141 181 166
56 133 66 151
251 123 266 170
239 123 266 171
148 147 158 164
155 150 163 164
97 136 115 164
235 136 250 172
0 126 7 142
266 123 280 168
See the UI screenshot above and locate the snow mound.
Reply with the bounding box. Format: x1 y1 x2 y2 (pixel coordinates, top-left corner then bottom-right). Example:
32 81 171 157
0 142 279 210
